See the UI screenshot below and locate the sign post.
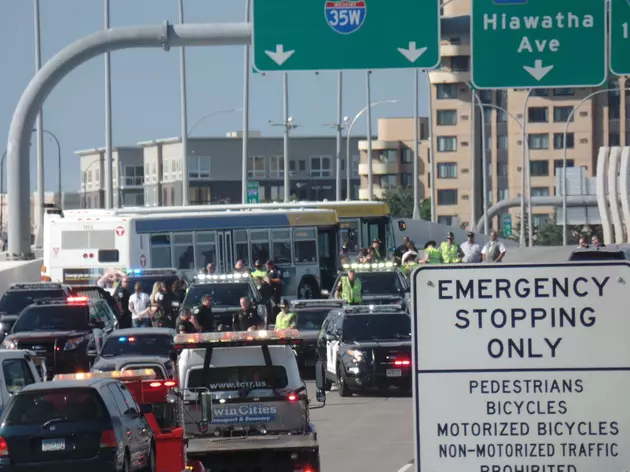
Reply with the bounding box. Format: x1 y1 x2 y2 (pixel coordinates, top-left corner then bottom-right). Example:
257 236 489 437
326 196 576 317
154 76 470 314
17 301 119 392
471 0 607 89
252 0 440 72
411 262 630 472
247 182 260 204
610 0 630 75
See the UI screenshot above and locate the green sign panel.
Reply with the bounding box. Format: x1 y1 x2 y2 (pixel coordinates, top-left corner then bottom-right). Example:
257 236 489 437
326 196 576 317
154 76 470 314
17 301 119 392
503 214 513 238
252 0 440 72
471 0 607 89
610 0 630 76
247 182 260 204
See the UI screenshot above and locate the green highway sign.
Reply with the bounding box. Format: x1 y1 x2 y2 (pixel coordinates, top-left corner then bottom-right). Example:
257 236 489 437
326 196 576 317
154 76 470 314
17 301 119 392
471 0 607 89
252 0 440 72
502 214 513 238
610 0 630 75
247 181 260 204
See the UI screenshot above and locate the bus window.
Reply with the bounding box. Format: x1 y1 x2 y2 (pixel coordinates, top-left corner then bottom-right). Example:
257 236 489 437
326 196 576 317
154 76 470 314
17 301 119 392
361 221 382 248
195 232 217 269
150 235 171 268
250 230 270 264
271 229 291 264
98 249 119 263
233 230 249 265
340 219 359 253
173 233 194 269
294 228 317 264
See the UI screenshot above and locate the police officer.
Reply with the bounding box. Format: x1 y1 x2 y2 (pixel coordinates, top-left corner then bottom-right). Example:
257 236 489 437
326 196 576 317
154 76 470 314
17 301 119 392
265 260 284 305
275 299 297 330
419 241 442 264
336 269 363 305
233 297 262 331
193 295 215 332
116 276 133 329
176 308 197 334
440 232 463 264
251 260 266 279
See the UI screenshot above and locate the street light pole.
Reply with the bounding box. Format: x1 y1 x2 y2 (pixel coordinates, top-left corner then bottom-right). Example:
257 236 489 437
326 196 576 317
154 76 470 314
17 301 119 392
365 71 373 201
335 72 343 201
521 89 532 247
104 0 114 209
242 0 252 204
0 150 5 234
187 108 243 136
412 70 421 219
471 89 489 235
345 100 399 200
178 0 190 206
30 129 62 209
33 0 45 248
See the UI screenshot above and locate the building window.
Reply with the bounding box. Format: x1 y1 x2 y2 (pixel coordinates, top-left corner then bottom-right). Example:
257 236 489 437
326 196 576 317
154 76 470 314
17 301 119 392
269 185 284 201
380 175 397 189
437 110 457 126
553 159 575 175
451 55 469 71
401 173 412 188
123 165 144 186
377 150 397 163
497 109 508 122
531 187 550 197
188 156 211 179
528 133 549 150
437 215 453 225
248 156 265 179
162 160 169 181
310 156 332 178
530 160 550 177
531 89 549 97
497 135 508 150
533 214 550 227
437 189 458 205
553 133 574 149
436 84 458 100
553 88 575 96
269 156 285 179
610 132 621 146
437 162 457 179
527 107 548 123
553 106 574 123
497 162 508 177
497 188 509 201
352 155 359 177
401 148 413 164
437 136 457 152
479 90 493 104
483 107 492 123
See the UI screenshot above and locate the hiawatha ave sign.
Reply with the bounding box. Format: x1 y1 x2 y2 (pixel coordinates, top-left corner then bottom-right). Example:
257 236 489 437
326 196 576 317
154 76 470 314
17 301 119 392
471 0 607 89
410 262 630 472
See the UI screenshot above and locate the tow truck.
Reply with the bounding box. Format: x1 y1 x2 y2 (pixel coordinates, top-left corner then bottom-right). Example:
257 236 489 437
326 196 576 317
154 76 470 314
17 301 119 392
171 329 327 472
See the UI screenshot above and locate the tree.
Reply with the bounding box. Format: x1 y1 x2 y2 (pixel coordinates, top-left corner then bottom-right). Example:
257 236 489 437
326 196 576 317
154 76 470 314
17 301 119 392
380 187 432 220
509 211 603 246
420 198 432 221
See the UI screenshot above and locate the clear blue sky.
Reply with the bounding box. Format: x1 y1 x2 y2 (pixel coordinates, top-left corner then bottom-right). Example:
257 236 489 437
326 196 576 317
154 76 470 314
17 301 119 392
0 0 429 192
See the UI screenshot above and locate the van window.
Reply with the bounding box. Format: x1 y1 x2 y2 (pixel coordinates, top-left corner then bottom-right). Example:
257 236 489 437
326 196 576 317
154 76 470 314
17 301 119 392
569 251 626 261
187 366 289 392
3 359 36 394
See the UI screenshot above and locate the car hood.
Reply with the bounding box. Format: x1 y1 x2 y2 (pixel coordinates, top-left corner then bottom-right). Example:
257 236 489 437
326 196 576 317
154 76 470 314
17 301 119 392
362 295 404 304
9 330 89 341
343 339 411 349
93 355 170 371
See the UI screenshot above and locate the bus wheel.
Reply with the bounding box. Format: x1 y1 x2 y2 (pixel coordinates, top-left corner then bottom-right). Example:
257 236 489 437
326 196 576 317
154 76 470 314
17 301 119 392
298 279 319 299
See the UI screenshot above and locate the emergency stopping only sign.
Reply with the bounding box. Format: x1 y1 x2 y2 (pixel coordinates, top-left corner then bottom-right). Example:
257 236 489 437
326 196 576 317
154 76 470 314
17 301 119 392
410 261 630 472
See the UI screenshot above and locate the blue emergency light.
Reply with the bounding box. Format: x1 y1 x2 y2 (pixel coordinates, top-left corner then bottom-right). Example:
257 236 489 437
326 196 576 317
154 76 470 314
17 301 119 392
118 336 136 342
126 269 143 275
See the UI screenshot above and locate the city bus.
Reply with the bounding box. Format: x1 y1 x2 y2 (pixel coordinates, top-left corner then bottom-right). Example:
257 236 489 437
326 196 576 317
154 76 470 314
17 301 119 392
42 208 340 298
69 201 394 258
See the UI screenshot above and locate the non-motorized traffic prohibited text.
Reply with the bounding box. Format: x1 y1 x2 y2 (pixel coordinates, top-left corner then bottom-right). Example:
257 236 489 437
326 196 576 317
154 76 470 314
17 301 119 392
409 261 630 472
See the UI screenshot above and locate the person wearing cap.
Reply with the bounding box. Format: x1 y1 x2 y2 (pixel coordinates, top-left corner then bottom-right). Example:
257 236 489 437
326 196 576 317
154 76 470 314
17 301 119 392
275 299 297 330
251 260 266 279
418 241 442 264
336 269 363 305
233 297 263 331
440 232 463 264
371 238 383 260
266 260 284 305
460 232 482 263
193 295 215 332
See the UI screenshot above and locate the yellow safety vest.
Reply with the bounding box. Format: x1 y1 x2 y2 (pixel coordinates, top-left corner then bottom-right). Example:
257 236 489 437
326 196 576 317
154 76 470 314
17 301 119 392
403 262 420 278
426 247 442 264
251 269 266 278
439 242 459 263
275 312 297 330
341 277 362 304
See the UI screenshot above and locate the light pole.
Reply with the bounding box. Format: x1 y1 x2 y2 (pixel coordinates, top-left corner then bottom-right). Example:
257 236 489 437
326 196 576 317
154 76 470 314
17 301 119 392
324 115 349 201
33 0 45 248
470 88 489 235
178 0 190 206
104 0 113 209
365 71 374 201
187 108 243 136
0 150 5 234
345 100 399 200
31 128 62 208
242 0 252 205
520 89 533 247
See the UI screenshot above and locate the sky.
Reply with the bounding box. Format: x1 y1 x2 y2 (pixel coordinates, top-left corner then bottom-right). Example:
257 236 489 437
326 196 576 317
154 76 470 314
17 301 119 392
0 0 430 192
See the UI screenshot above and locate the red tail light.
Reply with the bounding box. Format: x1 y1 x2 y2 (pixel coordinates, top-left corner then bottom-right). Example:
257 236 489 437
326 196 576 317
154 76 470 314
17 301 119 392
0 437 8 456
164 381 176 387
67 296 89 304
303 467 314 472
394 360 411 366
149 381 162 388
100 429 118 448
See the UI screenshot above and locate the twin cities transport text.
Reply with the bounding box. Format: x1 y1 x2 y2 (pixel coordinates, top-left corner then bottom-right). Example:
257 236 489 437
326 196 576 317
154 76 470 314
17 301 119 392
437 276 610 359
434 378 620 472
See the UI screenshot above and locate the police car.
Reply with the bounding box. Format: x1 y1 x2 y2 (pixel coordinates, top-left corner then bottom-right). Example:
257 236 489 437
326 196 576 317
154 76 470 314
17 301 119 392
316 304 412 396
323 262 410 311
182 273 272 328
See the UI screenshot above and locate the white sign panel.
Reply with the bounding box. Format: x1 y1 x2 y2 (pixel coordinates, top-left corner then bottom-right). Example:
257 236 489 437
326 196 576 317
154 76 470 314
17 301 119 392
410 261 630 472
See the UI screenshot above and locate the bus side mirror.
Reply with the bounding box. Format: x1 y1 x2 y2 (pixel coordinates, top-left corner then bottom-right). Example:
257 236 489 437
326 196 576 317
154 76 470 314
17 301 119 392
314 360 326 404
200 392 213 424
398 220 407 231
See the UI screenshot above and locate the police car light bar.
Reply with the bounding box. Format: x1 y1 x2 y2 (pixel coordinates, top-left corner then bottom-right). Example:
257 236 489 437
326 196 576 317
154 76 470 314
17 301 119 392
53 368 157 382
343 304 404 313
341 262 395 271
126 268 177 276
173 329 302 349
194 273 250 281
292 299 344 308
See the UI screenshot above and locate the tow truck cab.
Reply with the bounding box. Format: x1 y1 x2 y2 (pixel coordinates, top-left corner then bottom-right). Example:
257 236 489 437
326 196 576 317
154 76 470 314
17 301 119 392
173 330 327 472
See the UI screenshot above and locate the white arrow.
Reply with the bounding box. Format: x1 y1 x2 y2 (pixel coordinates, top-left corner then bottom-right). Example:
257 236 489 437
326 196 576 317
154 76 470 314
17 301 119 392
265 44 295 66
523 59 554 81
397 41 427 63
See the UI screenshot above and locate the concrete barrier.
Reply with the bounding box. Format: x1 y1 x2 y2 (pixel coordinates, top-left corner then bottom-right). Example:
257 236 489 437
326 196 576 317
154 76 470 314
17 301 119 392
0 257 43 295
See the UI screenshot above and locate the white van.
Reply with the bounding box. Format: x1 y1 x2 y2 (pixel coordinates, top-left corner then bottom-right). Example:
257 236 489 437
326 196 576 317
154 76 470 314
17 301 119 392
0 350 45 415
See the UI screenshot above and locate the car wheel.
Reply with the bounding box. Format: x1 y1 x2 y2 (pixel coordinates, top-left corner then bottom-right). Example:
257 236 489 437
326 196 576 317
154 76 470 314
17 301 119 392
336 362 351 397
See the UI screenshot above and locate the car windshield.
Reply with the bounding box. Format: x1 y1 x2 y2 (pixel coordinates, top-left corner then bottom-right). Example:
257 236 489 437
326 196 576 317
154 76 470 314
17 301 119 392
100 334 173 357
344 272 404 296
3 388 107 425
12 306 89 332
183 283 250 308
342 314 411 342
187 365 288 397
296 309 331 330
0 290 66 315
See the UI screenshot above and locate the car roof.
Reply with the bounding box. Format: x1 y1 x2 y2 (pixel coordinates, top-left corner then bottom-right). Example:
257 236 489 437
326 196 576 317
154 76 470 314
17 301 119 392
110 327 175 337
18 378 110 392
572 244 624 253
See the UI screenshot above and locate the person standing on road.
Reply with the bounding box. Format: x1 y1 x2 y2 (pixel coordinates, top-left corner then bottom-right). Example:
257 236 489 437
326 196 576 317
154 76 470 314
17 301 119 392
440 232 463 263
418 241 442 265
481 230 507 263
460 232 482 263
116 276 133 329
193 295 215 332
128 282 151 328
336 269 363 305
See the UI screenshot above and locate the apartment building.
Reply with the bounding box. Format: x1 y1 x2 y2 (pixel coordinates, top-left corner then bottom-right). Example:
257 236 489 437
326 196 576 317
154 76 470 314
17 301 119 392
359 0 629 231
78 133 363 206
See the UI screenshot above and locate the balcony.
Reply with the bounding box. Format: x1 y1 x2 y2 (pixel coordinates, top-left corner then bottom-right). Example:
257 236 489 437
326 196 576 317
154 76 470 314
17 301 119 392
358 162 401 175
358 187 387 200
358 140 399 151
440 43 471 57
429 69 471 84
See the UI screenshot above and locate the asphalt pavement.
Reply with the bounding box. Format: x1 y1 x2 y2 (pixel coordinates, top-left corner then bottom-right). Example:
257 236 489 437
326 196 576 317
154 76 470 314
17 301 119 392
306 382 414 472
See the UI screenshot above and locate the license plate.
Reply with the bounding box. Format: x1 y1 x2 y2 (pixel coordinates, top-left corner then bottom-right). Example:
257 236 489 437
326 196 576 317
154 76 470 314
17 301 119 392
386 369 402 377
42 438 65 452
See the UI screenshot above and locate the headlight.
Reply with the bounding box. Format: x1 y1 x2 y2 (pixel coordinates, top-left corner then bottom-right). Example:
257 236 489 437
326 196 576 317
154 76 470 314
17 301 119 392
64 336 86 351
346 349 365 361
1 339 16 350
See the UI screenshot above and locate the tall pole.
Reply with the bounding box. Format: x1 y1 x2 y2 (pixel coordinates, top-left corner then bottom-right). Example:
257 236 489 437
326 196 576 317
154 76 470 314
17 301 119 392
335 72 343 201
412 70 421 219
0 150 5 234
178 0 190 206
282 73 290 202
242 0 251 204
104 0 113 209
426 73 436 222
469 96 476 228
33 0 45 248
520 89 532 247
471 90 488 234
365 71 373 201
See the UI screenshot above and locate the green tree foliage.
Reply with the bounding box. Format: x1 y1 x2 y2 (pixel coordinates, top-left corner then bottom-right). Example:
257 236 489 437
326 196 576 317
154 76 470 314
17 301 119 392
508 211 603 246
380 187 431 220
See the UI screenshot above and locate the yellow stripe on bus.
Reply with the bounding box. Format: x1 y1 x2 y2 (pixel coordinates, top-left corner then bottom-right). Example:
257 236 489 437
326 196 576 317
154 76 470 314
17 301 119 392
287 212 339 226
318 202 390 218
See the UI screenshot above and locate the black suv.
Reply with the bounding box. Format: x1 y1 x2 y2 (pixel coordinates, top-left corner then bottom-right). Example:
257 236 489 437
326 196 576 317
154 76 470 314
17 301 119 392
569 245 630 261
317 305 412 397
1 297 117 378
0 283 72 337
0 378 154 471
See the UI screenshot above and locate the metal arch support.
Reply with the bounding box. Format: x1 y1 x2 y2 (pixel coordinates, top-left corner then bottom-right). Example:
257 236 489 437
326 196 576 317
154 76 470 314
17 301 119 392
596 146 613 245
619 147 630 243
607 147 624 243
6 22 251 258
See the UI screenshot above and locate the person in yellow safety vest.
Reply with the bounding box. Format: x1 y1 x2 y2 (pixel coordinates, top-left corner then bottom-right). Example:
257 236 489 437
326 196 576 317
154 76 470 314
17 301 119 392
336 269 363 305
418 241 443 264
440 232 463 263
402 252 420 278
275 299 297 330
251 260 266 279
